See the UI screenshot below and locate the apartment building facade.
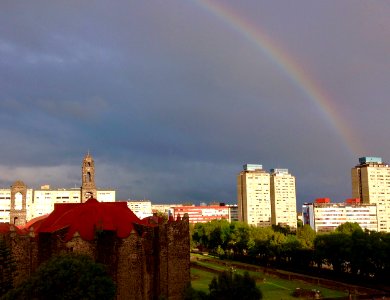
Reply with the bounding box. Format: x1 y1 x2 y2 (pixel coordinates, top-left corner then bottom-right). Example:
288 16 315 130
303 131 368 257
351 156 390 232
237 164 297 228
170 204 230 223
237 164 271 227
302 198 378 232
270 168 297 229
125 200 153 219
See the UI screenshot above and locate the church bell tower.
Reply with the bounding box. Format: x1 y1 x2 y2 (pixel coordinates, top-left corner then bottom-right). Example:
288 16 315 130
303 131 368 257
81 152 97 203
10 180 27 225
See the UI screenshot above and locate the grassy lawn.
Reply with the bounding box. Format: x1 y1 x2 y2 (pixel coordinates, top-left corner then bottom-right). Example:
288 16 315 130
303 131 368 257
191 255 348 299
191 268 215 292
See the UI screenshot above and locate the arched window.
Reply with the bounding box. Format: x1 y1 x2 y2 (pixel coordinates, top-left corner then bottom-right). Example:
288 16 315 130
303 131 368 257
15 192 22 210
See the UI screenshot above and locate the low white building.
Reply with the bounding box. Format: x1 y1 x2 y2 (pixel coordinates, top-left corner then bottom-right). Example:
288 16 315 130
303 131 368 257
151 204 182 217
31 186 115 219
303 199 378 232
125 200 153 219
0 184 116 223
0 153 115 225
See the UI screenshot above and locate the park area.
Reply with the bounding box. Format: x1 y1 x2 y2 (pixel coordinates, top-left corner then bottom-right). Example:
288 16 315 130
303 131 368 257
190 253 367 300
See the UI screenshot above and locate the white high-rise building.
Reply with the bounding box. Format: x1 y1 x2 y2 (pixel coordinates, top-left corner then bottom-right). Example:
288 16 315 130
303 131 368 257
237 164 271 227
270 169 297 229
238 164 297 228
351 156 390 232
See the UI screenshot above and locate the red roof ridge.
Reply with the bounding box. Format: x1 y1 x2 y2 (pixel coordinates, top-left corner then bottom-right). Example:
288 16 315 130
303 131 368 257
38 198 148 241
21 214 50 233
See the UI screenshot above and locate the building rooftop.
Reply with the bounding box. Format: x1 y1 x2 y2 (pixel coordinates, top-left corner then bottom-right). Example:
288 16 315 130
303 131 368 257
270 168 289 175
358 156 383 165
243 164 263 171
17 198 159 242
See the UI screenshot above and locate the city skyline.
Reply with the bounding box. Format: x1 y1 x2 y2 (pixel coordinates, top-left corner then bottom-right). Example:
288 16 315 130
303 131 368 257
0 1 389 205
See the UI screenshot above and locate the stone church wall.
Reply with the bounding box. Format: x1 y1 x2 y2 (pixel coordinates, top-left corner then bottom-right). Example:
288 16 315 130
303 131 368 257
2 216 190 300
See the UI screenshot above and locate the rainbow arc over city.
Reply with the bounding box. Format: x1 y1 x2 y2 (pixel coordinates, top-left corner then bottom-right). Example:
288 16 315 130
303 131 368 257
194 0 362 156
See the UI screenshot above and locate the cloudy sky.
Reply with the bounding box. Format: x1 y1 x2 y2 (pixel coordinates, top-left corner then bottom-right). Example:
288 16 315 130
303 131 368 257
0 1 389 206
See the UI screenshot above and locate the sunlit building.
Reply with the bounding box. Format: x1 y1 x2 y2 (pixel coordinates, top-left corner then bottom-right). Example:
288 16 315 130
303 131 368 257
237 164 271 227
270 168 297 229
31 186 82 219
124 200 153 219
351 157 390 232
302 198 378 232
152 204 182 215
227 204 239 222
0 189 11 223
170 204 230 223
238 164 297 228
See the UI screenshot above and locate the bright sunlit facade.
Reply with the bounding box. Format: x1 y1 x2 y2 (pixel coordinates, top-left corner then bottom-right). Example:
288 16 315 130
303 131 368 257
237 164 271 227
351 157 390 232
302 200 378 232
270 169 297 229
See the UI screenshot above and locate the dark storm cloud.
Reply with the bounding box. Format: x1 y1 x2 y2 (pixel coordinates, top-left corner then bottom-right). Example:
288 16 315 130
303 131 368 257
0 1 388 205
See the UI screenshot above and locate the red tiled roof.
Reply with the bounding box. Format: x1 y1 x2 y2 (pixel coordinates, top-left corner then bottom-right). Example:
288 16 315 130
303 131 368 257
38 198 150 241
22 214 50 233
0 199 157 241
0 223 25 234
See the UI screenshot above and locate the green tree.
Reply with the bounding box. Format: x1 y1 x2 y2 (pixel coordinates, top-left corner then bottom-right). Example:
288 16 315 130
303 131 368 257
272 224 291 235
247 226 274 265
314 233 352 273
228 222 250 255
192 220 233 254
296 225 316 249
189 223 198 250
155 210 168 223
335 222 363 235
278 235 301 264
363 231 390 281
3 253 115 300
183 284 209 300
192 223 209 251
348 229 372 276
0 238 15 297
209 271 262 300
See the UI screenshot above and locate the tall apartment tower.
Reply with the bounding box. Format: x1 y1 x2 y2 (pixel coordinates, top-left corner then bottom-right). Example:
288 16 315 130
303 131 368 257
9 180 28 226
351 157 390 232
81 152 97 203
270 169 297 229
237 164 271 227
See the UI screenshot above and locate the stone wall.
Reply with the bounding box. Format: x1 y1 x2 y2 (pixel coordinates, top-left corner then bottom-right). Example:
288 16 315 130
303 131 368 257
1 216 190 300
163 218 191 300
9 182 27 226
1 230 37 287
156 218 191 300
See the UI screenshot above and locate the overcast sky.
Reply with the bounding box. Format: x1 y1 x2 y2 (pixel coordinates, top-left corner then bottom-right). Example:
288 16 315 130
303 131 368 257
0 1 389 206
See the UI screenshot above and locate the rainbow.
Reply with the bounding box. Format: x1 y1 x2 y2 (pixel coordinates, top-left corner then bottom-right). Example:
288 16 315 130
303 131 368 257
193 0 362 156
